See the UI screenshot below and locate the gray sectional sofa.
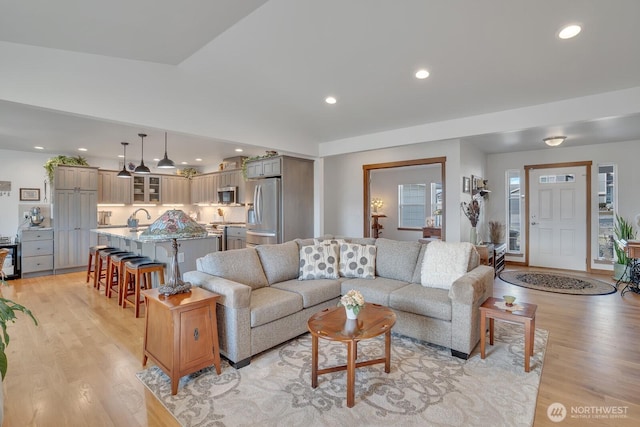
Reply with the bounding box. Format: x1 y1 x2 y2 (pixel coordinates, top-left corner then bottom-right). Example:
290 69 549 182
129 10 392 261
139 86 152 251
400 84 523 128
183 237 494 368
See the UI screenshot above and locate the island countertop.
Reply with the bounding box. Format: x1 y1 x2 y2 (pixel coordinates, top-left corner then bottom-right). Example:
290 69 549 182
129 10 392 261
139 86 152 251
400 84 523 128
91 227 220 242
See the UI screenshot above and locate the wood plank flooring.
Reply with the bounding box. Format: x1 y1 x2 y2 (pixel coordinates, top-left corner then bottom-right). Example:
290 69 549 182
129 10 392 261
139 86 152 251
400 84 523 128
1 267 639 426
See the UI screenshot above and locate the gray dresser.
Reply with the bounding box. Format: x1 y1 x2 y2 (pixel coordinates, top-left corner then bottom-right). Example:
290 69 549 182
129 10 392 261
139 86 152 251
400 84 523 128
21 228 54 277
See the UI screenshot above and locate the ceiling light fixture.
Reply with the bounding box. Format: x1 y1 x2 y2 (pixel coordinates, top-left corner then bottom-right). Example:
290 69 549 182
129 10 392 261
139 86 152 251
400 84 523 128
78 148 87 152
117 142 132 178
325 96 337 104
558 24 581 39
415 69 430 79
543 136 567 147
235 148 243 152
134 133 151 174
34 146 44 150
157 132 176 169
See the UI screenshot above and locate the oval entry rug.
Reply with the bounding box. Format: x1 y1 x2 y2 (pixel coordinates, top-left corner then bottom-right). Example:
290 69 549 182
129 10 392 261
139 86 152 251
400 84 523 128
499 270 617 295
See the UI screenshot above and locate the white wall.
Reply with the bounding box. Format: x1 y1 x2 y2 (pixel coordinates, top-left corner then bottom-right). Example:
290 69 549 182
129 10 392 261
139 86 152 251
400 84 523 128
485 139 640 271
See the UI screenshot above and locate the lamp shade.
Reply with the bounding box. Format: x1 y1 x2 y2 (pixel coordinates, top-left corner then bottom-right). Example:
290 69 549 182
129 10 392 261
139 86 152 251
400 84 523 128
139 210 207 240
117 141 132 178
135 133 151 174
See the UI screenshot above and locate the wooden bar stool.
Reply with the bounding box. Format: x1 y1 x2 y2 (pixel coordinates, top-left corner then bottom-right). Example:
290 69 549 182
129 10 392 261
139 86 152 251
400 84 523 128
86 245 111 285
122 259 165 318
105 252 146 303
95 248 129 291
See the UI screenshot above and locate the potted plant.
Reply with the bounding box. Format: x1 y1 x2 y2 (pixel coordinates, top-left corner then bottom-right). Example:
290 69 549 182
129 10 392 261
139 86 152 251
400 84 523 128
613 214 636 280
43 155 90 184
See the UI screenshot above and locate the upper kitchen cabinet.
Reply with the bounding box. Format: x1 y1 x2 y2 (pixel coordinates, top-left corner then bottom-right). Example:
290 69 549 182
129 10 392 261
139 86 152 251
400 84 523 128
161 175 190 205
98 170 132 204
54 166 98 190
133 175 161 204
218 169 245 204
245 157 281 179
191 174 217 204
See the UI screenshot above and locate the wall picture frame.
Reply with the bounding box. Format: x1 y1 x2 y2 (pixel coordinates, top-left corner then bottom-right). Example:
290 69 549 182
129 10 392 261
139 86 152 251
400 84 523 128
462 176 471 193
20 188 40 201
471 175 484 192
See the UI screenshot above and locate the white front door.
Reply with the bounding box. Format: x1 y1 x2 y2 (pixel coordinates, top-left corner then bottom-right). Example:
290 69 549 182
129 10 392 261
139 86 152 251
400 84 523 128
529 166 587 271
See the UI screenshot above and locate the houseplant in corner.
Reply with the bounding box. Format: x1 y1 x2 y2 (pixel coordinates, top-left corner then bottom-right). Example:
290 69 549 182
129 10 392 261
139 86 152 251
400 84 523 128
613 214 636 281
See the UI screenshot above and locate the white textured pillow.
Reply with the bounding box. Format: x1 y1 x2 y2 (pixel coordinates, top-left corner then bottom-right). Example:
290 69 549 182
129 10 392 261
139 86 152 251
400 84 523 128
339 244 376 279
421 241 474 289
298 244 339 280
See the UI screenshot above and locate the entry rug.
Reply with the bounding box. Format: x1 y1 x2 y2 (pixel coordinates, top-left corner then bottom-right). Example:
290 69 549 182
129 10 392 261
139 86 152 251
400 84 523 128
499 270 616 295
137 322 548 427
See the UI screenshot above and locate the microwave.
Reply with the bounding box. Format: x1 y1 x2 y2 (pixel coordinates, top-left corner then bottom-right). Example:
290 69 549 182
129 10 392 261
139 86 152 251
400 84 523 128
217 186 237 205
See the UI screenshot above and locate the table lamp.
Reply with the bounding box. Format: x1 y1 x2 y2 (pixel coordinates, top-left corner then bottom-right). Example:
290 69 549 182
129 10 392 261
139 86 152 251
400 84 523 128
139 209 208 295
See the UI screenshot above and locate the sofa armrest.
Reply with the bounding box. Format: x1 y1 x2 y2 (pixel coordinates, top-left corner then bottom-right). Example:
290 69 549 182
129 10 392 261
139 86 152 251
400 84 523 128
448 265 494 305
183 271 252 309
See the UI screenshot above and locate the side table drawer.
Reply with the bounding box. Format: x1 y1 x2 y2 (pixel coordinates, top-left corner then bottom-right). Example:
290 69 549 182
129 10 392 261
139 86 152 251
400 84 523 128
22 255 54 273
22 240 54 256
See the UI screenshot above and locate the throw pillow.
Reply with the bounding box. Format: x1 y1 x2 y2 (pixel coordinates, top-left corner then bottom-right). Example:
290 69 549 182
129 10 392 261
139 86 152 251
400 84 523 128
421 241 474 290
339 244 376 279
298 244 339 280
314 237 346 246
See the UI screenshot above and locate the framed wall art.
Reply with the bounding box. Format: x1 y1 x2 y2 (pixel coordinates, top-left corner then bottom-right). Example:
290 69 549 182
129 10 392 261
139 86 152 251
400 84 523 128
462 176 471 193
20 188 40 201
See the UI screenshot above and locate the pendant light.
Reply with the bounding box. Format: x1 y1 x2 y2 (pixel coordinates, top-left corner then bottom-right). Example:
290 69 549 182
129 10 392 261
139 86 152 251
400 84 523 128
157 132 176 169
117 142 132 178
134 133 151 174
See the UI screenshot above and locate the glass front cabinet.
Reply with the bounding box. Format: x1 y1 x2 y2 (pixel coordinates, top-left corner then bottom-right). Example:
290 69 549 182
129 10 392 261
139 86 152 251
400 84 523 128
133 175 161 204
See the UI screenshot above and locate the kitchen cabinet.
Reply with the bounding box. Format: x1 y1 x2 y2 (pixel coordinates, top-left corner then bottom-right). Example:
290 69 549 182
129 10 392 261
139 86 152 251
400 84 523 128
98 170 132 204
142 287 221 395
190 174 217 204
133 175 161 204
224 226 246 250
217 169 244 204
245 157 281 179
54 189 97 270
20 228 54 277
161 175 190 205
54 166 98 190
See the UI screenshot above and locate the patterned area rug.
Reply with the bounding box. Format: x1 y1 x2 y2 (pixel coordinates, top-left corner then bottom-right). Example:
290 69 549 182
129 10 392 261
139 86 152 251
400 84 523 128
137 322 548 427
499 270 616 295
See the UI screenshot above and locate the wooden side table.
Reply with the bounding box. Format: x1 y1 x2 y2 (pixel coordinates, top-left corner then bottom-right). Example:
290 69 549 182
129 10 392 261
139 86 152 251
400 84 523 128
142 287 222 395
479 297 537 372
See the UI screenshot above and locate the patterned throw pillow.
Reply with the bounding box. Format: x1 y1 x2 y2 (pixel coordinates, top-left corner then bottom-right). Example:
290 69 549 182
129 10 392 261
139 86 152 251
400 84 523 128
339 244 376 279
314 238 347 246
298 244 339 280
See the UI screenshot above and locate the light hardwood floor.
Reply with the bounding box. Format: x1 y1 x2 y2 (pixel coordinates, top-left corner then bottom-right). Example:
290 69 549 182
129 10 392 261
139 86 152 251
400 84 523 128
1 268 639 426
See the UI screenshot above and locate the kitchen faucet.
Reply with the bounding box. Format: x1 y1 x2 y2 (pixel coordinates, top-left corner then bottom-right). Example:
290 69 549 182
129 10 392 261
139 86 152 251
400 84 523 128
130 208 152 220
127 208 152 230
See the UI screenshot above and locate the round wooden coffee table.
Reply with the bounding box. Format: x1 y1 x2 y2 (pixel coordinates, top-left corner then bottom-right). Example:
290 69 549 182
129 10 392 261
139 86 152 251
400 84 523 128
307 303 396 407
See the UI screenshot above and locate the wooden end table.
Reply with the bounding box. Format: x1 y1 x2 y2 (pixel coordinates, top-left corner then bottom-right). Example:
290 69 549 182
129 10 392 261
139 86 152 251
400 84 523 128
142 287 222 395
307 303 396 407
479 296 537 372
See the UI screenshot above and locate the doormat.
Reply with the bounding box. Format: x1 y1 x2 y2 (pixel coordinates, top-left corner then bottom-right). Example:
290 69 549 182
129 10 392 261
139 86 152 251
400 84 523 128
499 270 616 295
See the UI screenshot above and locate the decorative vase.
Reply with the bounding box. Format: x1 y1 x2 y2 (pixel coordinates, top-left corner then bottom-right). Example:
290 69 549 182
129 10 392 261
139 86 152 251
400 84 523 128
345 306 358 320
470 227 478 245
344 318 358 334
613 263 628 281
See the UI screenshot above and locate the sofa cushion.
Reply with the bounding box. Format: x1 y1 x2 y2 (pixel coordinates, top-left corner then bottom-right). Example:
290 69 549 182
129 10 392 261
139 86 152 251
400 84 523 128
339 243 376 279
389 283 452 321
411 242 430 284
298 244 339 280
421 241 474 290
272 278 341 308
340 277 409 306
250 287 303 327
198 248 268 290
375 238 422 282
256 241 300 285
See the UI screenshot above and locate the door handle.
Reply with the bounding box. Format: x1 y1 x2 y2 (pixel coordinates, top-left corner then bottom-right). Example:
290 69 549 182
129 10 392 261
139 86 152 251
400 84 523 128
531 222 538 225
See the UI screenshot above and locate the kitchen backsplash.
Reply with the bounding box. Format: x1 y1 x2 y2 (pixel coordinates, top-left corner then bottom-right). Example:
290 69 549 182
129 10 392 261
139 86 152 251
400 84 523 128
99 205 246 226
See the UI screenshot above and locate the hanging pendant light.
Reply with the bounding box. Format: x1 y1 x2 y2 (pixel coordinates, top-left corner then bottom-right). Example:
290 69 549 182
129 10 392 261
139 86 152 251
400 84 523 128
117 142 132 178
157 132 176 169
134 133 151 174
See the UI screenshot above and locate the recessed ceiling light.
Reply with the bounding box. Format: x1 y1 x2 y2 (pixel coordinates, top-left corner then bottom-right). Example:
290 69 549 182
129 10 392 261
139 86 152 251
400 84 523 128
195 158 202 162
181 161 188 165
118 154 124 158
325 96 337 105
415 69 430 79
558 24 581 39
235 148 243 152
152 158 160 162
78 148 87 152
34 146 44 150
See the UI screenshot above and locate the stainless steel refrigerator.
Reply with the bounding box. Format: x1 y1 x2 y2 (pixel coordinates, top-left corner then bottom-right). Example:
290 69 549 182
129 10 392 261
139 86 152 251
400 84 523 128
246 178 281 246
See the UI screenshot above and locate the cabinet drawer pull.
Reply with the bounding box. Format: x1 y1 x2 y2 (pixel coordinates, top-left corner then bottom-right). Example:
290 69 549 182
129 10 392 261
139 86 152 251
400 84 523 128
194 328 199 341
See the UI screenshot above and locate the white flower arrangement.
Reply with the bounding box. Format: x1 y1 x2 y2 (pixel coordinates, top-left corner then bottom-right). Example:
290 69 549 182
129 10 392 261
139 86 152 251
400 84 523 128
340 289 365 315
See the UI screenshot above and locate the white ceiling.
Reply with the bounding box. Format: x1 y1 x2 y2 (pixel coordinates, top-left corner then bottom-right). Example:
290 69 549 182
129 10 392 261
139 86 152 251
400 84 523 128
1 0 640 163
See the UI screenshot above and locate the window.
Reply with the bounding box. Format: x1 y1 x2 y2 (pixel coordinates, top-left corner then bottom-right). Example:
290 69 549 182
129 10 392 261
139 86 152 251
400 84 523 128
597 164 616 261
398 184 426 228
506 170 521 253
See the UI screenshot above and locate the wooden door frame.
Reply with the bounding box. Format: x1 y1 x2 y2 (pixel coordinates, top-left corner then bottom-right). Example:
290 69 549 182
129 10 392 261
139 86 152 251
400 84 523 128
524 161 592 272
363 157 446 238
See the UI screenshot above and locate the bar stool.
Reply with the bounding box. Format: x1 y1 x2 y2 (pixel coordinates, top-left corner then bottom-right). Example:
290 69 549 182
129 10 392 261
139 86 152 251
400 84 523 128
95 248 129 290
122 259 165 318
86 245 111 285
106 253 148 304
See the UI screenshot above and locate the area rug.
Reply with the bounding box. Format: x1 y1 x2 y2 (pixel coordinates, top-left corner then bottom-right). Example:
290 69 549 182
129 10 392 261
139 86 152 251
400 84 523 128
499 270 616 295
137 322 548 427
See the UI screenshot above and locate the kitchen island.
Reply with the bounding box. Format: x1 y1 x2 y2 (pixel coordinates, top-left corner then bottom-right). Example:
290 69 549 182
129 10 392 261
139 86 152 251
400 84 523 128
91 227 221 281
